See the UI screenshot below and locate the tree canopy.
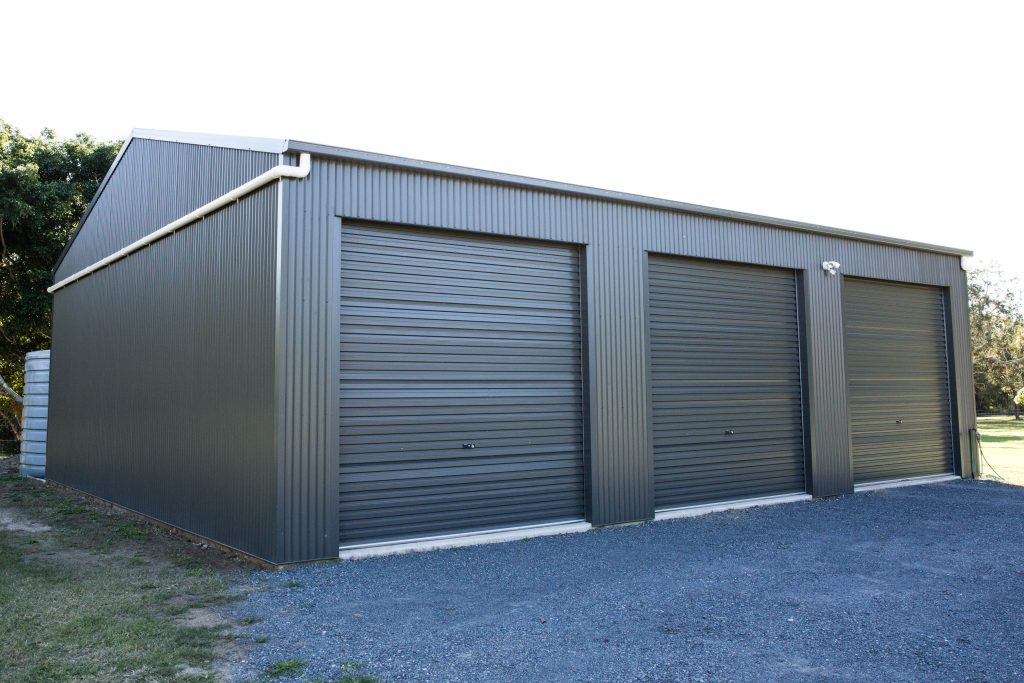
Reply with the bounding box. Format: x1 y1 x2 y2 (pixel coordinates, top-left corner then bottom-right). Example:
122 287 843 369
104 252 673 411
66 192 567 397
967 264 1024 413
0 121 120 439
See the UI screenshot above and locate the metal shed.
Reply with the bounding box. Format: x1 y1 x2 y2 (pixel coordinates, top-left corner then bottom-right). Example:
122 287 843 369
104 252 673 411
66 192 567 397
46 129 976 564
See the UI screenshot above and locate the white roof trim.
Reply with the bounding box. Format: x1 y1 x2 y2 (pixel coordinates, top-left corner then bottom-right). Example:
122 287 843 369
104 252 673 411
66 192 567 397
130 128 287 154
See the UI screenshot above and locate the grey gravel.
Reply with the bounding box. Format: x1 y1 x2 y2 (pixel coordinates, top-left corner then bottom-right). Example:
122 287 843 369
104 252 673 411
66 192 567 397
230 480 1024 682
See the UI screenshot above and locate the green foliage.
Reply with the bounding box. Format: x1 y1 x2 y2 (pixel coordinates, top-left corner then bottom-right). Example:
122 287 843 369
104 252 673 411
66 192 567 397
1014 387 1024 408
0 120 120 438
967 264 1024 411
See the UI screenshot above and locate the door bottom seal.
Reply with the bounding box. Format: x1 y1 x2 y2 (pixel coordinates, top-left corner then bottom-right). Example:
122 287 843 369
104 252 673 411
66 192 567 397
654 492 812 521
854 473 960 493
338 519 591 560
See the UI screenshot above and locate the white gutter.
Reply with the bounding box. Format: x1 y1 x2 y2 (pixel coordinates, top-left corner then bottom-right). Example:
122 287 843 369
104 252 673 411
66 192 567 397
48 153 311 294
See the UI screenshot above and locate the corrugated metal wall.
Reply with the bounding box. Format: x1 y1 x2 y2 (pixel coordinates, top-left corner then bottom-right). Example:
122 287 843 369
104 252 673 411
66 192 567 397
47 143 281 561
315 159 974 527
55 139 281 281
276 156 339 562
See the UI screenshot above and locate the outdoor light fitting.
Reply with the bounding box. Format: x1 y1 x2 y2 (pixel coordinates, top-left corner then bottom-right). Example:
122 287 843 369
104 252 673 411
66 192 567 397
821 261 841 275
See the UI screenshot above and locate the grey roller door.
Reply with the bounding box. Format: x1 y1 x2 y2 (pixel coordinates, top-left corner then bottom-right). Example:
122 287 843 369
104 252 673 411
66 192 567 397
648 256 806 509
843 278 954 484
339 224 585 545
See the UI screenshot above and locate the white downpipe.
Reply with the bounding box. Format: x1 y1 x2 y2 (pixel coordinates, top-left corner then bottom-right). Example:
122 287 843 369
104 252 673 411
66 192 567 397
47 153 311 294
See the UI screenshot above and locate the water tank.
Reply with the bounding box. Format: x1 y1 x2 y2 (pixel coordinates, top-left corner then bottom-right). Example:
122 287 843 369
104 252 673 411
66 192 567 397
19 350 50 478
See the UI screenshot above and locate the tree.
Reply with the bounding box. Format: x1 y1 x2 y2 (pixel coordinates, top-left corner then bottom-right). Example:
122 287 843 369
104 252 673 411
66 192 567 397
967 264 1024 415
0 121 120 440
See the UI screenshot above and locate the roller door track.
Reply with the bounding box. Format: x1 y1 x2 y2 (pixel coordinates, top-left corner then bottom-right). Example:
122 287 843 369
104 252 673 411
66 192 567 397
648 256 807 509
843 278 955 484
339 224 585 547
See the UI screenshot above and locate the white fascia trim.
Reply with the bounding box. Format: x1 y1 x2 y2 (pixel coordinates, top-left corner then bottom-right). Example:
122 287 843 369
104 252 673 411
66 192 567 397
130 128 288 153
48 153 311 294
854 474 960 493
338 520 591 560
654 492 812 521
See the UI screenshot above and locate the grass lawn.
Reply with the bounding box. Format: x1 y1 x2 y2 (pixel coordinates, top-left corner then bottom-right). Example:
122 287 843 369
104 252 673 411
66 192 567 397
0 456 245 682
977 415 1024 486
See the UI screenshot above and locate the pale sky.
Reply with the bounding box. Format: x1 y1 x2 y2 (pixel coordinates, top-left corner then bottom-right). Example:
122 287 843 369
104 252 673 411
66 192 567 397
7 0 1023 283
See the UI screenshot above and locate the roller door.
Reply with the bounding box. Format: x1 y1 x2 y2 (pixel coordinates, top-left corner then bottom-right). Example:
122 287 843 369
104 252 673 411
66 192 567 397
648 256 807 509
339 224 585 546
843 278 955 484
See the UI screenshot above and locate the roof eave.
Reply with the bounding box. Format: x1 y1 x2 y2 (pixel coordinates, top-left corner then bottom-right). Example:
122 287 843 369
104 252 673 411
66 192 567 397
49 128 975 283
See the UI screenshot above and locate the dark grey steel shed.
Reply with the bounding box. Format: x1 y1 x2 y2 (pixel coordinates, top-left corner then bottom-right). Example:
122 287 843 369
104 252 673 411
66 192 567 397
46 129 976 564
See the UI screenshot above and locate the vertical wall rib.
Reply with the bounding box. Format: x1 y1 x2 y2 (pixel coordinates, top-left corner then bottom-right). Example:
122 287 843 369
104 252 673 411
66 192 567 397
949 270 975 475
586 242 652 523
276 156 339 562
803 268 854 494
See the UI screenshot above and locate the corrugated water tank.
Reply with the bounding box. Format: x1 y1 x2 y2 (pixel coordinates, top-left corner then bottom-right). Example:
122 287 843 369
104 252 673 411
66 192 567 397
20 350 50 478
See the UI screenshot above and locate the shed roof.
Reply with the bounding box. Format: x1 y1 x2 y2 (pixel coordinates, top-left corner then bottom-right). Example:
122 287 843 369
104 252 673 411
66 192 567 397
55 128 972 277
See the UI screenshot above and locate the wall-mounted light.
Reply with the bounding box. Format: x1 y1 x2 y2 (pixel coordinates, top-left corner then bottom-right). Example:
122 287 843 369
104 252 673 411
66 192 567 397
821 261 841 275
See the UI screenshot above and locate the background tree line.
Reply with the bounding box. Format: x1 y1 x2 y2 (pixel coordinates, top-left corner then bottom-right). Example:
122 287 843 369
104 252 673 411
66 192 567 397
0 123 1022 442
968 264 1024 416
0 121 119 443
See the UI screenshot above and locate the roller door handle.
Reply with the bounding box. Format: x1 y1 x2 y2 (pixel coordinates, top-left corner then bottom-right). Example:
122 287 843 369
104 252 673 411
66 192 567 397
462 443 477 449
895 419 904 424
724 430 735 435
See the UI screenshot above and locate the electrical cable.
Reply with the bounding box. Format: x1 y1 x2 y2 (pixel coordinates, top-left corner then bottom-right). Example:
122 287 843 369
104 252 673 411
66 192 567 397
975 430 1007 482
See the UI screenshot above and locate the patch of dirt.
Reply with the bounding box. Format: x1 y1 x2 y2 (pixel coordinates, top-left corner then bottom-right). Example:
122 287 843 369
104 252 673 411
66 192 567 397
40 545 113 570
212 638 249 682
236 582 272 594
175 665 209 679
175 606 234 629
173 604 251 681
0 507 51 533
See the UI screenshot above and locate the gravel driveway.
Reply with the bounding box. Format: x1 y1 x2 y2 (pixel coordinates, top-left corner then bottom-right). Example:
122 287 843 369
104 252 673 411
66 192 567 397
231 480 1024 682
